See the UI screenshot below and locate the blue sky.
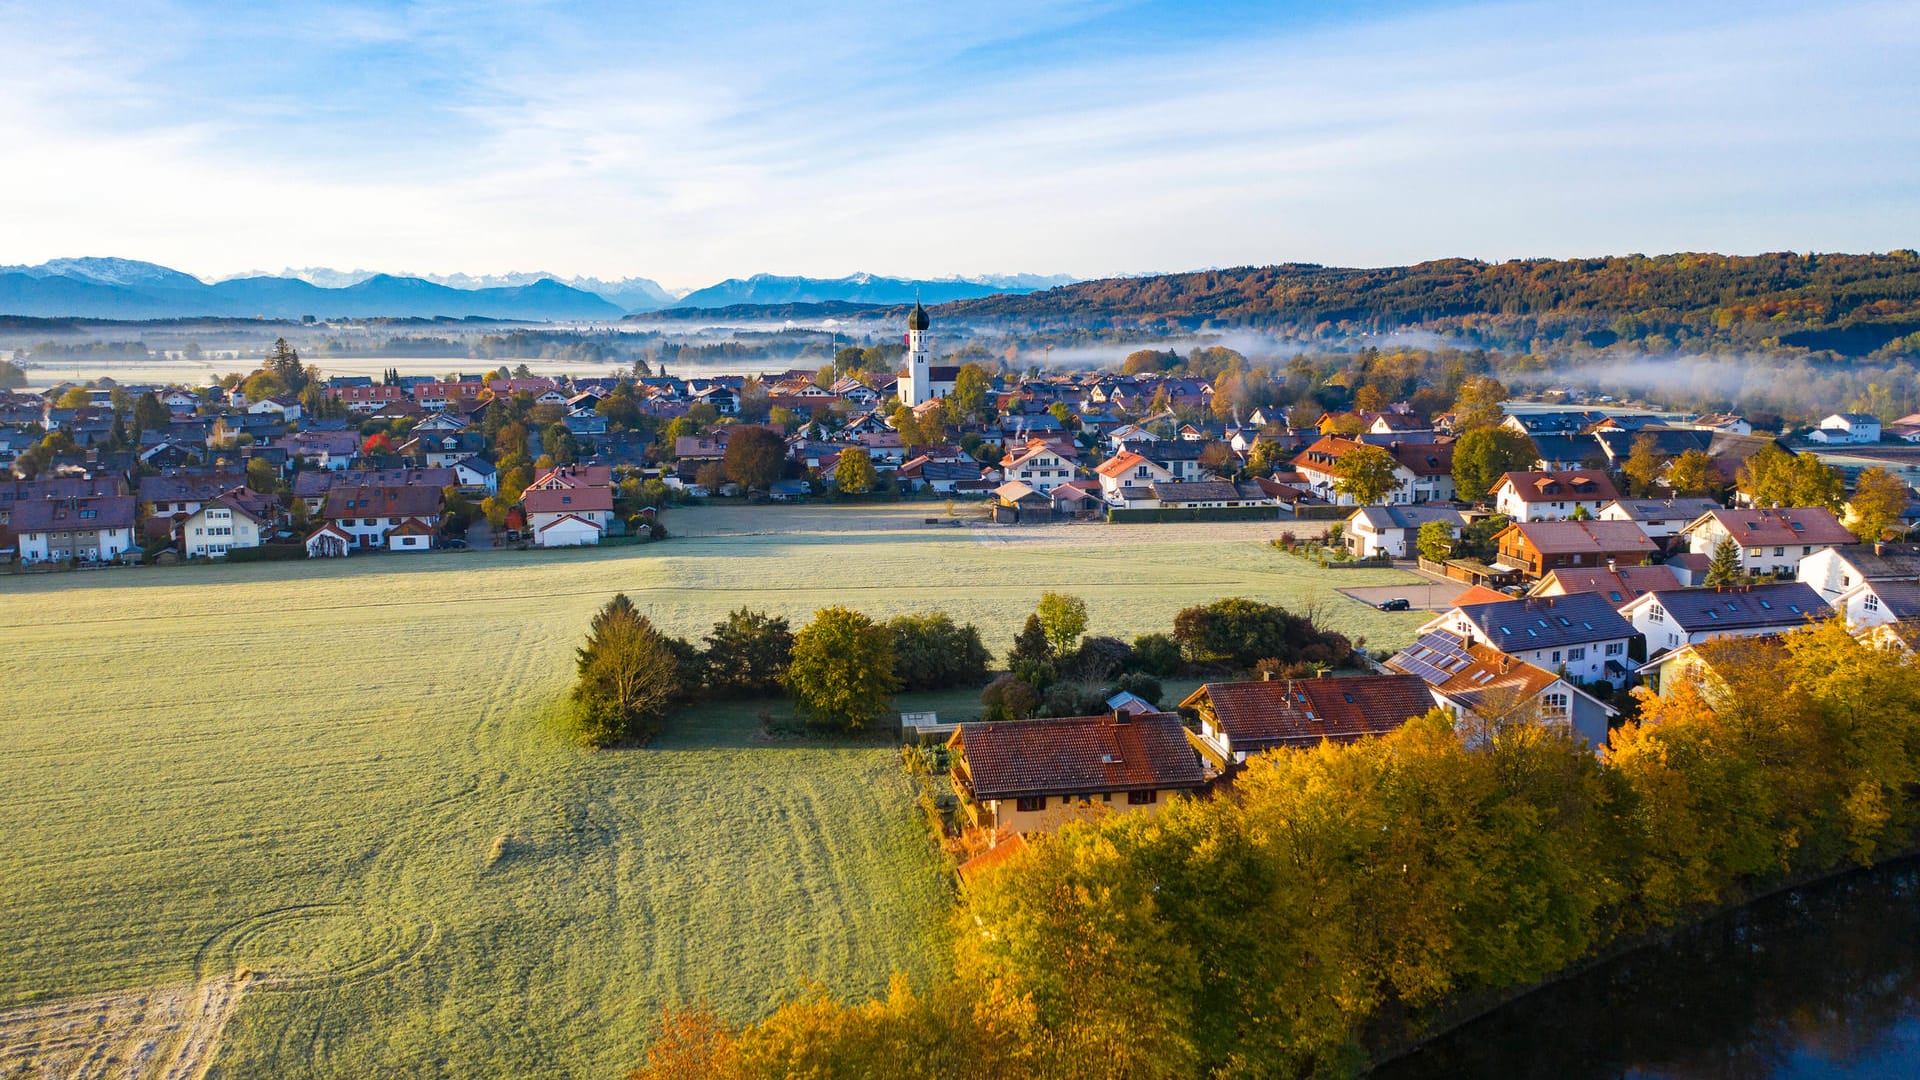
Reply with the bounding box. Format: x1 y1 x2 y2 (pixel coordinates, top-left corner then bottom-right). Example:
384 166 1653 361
1 0 1914 288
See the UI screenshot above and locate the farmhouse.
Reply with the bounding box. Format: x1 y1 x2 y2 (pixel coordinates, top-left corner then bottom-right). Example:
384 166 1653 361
1418 592 1638 686
947 711 1205 835
1180 675 1436 766
1619 583 1832 660
1680 507 1858 578
1388 629 1616 747
1491 471 1620 521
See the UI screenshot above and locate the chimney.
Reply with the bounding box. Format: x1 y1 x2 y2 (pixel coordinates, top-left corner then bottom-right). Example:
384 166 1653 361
1317 669 1331 678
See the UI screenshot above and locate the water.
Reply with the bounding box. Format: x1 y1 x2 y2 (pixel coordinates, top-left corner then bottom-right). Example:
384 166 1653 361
1373 860 1920 1080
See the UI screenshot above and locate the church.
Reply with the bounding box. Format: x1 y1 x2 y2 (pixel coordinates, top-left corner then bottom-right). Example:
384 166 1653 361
897 301 959 407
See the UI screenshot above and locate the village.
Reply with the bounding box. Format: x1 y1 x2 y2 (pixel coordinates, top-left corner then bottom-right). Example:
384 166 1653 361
11 308 1920 871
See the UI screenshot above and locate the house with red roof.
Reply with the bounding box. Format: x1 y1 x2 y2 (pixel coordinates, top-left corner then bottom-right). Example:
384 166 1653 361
1679 507 1858 577
947 710 1205 835
1490 470 1620 521
1179 674 1437 767
524 484 614 547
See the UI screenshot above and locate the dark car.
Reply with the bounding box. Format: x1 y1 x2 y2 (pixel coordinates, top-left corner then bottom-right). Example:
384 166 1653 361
1376 598 1412 611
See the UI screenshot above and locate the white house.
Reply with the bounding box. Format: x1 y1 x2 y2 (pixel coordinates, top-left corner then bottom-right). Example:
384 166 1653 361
304 521 355 558
179 493 269 558
524 485 613 546
1293 437 1455 506
1597 498 1725 543
1620 582 1832 660
1491 471 1621 521
1387 629 1617 748
12 495 137 565
1797 543 1920 603
452 457 499 495
1000 438 1079 495
246 395 302 421
385 518 436 552
1833 579 1920 630
1416 591 1638 687
1344 505 1469 559
1809 413 1881 444
1093 450 1173 504
1680 507 1859 577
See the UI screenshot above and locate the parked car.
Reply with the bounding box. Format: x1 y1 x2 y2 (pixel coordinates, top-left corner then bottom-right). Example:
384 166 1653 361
1376 598 1411 611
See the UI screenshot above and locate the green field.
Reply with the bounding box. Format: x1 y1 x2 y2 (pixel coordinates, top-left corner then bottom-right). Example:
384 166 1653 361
0 506 1427 1078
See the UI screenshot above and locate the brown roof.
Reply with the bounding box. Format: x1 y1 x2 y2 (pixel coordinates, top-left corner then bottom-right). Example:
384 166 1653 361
1532 564 1682 605
1181 675 1435 753
530 465 612 490
952 712 1205 801
8 495 137 533
1503 520 1659 556
1689 507 1858 547
1495 470 1620 503
956 833 1029 887
523 486 614 514
1387 441 1454 477
1388 630 1564 712
320 485 444 520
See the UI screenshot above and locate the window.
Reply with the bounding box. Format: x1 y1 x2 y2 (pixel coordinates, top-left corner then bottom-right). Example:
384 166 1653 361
1015 797 1045 813
1568 647 1586 661
1865 594 1881 612
1773 546 1785 557
1551 650 1561 663
1749 548 1763 557
1126 790 1157 806
1606 642 1625 655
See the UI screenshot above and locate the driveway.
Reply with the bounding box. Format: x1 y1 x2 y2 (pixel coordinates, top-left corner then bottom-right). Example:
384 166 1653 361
1338 578 1473 612
465 519 494 551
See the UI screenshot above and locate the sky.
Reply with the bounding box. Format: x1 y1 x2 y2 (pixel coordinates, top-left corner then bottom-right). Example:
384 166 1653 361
0 0 1915 289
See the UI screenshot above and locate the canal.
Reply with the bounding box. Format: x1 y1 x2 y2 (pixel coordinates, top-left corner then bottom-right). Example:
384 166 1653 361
1373 859 1920 1079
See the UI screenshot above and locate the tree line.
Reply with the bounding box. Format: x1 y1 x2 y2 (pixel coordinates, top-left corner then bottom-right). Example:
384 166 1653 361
627 620 1920 1079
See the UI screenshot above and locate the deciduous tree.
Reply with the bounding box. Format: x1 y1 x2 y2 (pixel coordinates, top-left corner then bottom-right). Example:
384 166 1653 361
784 606 898 731
1847 466 1911 541
834 448 878 494
1334 444 1400 505
1451 427 1539 503
1036 592 1089 657
723 426 788 491
573 594 682 746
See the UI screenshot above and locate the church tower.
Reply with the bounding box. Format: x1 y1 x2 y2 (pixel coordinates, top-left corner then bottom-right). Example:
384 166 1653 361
901 301 932 406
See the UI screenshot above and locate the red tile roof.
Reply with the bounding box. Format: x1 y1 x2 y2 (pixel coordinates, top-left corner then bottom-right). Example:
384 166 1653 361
1502 520 1659 556
1180 675 1435 753
953 712 1204 800
1689 507 1858 547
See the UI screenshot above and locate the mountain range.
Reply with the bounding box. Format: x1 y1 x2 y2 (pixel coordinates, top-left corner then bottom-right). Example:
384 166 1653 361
0 258 1074 320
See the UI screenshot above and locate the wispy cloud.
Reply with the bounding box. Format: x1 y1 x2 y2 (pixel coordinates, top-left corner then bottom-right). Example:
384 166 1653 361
0 0 1914 287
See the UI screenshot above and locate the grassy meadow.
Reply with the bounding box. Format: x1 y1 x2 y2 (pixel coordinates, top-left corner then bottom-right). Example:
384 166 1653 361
0 505 1427 1078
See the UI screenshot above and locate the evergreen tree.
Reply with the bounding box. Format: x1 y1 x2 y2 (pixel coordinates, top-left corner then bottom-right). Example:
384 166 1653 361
1705 536 1745 587
572 594 682 746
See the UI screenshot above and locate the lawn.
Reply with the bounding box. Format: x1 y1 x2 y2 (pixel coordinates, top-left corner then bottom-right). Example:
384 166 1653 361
0 505 1428 1078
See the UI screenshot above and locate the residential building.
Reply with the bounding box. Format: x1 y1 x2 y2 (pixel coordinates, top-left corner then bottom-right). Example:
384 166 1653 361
1680 507 1858 577
319 485 444 550
1293 437 1455 505
1344 505 1469 559
1619 583 1832 660
1000 438 1079 495
179 489 272 558
1491 471 1621 521
1387 629 1616 747
12 495 138 564
1527 564 1684 607
1491 520 1659 579
523 485 614 546
1797 543 1920 603
1094 450 1173 504
947 711 1205 835
1597 498 1725 544
1417 592 1639 686
1180 675 1437 766
1810 413 1882 445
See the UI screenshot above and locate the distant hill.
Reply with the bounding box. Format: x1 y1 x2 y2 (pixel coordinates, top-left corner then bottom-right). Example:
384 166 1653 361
228 268 680 312
673 272 1057 310
935 252 1920 356
0 259 626 321
628 300 890 322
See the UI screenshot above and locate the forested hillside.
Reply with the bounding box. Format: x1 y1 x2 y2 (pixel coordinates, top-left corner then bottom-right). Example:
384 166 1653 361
940 252 1920 358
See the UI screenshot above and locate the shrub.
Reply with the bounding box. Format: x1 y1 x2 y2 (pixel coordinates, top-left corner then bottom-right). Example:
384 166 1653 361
888 612 991 691
980 675 1039 722
1130 633 1183 677
1066 636 1132 682
702 609 792 697
1173 597 1353 670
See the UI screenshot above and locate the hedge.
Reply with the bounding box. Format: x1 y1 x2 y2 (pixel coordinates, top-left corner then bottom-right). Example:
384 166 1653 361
1106 506 1283 524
